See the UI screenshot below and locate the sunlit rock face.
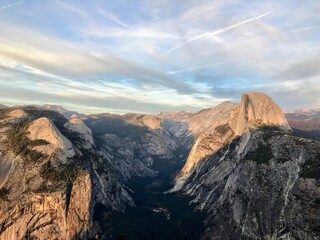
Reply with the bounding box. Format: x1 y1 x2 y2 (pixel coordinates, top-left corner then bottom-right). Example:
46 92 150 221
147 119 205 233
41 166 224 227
233 92 291 135
123 113 162 130
0 108 132 240
166 92 320 239
0 92 319 240
0 172 92 240
172 92 292 191
27 117 75 163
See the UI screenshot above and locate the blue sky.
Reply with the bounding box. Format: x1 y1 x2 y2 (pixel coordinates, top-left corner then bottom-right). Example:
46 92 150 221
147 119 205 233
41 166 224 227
0 0 319 113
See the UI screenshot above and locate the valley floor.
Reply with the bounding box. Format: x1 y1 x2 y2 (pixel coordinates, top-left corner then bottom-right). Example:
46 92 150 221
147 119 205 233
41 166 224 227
108 158 206 240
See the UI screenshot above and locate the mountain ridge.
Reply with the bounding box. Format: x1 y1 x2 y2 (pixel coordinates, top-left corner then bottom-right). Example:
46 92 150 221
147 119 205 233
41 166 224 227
0 92 319 240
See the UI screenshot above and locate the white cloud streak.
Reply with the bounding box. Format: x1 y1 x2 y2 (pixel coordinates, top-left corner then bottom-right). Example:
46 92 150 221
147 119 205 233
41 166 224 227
0 0 23 10
167 62 225 75
55 0 88 18
165 10 273 54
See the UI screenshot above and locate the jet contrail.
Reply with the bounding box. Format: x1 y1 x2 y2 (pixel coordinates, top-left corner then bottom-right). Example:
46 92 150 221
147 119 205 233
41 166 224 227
166 10 273 54
0 0 23 10
167 62 225 75
56 0 87 17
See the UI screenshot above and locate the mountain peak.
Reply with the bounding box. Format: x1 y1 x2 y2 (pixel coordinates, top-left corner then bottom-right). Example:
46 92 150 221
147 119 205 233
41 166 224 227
174 92 291 185
42 104 81 118
42 104 68 113
123 113 161 129
233 92 291 134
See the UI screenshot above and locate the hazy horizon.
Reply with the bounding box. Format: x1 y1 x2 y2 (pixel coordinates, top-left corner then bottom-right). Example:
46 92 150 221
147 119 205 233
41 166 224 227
1 94 319 115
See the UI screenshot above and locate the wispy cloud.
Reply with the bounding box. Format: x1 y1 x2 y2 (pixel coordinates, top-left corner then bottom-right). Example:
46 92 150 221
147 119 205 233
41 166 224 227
165 10 273 54
98 10 131 28
0 0 319 112
55 0 87 17
167 62 225 75
0 0 23 10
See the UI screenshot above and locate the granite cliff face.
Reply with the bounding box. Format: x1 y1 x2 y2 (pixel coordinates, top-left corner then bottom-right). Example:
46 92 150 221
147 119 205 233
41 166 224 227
233 92 291 134
0 107 132 240
165 93 320 239
0 92 320 240
179 128 320 239
83 113 180 181
171 92 291 191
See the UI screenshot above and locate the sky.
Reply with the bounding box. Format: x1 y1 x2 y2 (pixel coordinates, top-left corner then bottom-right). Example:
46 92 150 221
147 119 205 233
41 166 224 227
0 0 319 114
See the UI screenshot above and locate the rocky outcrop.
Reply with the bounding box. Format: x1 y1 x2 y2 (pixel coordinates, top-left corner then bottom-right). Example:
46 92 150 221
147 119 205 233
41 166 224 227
0 108 132 240
64 116 94 149
7 109 28 119
0 108 29 124
123 113 161 130
176 102 237 179
233 92 291 135
84 113 179 180
173 92 291 190
1 92 319 240
0 172 92 240
178 128 320 239
27 117 75 163
42 104 82 119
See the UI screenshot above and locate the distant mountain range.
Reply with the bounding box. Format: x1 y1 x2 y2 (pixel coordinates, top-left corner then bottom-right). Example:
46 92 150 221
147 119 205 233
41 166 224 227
0 93 319 240
286 109 320 141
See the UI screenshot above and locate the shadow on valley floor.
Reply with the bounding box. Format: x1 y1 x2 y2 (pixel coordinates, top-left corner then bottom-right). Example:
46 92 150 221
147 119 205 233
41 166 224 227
82 114 205 240
84 115 320 240
109 157 206 240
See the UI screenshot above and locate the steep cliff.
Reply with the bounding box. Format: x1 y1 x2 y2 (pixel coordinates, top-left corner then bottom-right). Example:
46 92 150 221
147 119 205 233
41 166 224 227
179 127 320 239
172 92 291 191
0 107 132 240
64 116 94 149
84 113 179 181
166 93 320 239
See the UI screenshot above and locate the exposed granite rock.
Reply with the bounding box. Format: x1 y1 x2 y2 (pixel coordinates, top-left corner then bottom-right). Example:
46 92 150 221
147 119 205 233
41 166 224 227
123 113 162 130
179 128 320 240
84 113 179 181
172 92 291 191
0 108 132 240
233 92 291 135
27 117 75 163
0 172 92 240
64 116 94 149
176 101 237 180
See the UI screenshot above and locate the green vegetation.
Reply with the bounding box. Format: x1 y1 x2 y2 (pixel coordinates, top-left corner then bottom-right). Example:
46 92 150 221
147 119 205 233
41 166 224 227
258 125 282 132
36 160 84 193
0 187 10 201
8 122 49 163
0 109 8 121
244 142 273 165
40 161 82 183
258 125 283 141
300 154 320 180
215 123 231 135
